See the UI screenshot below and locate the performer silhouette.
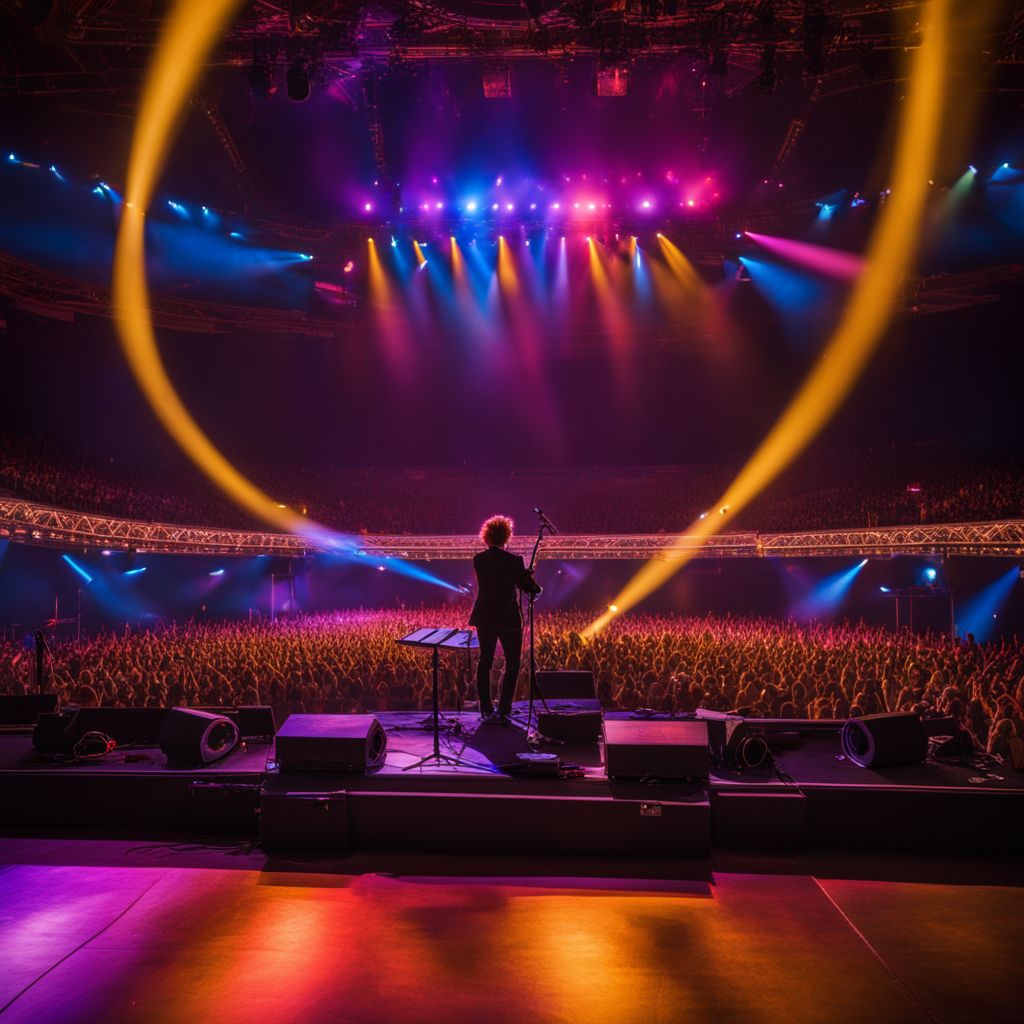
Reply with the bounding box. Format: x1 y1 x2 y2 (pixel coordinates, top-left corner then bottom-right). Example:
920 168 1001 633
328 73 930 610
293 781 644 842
469 515 541 722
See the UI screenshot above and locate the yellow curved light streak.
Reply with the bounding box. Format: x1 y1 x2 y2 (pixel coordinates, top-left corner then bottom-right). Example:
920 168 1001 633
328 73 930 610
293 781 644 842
584 0 951 636
112 0 334 540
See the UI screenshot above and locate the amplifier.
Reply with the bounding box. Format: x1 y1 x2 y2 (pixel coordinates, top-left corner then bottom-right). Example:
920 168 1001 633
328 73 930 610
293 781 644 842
603 719 710 780
275 714 387 774
537 710 603 744
536 671 597 700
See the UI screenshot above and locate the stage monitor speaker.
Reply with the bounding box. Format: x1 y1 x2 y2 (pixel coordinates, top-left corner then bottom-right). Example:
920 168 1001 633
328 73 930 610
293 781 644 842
841 712 927 768
237 705 277 739
275 714 387 774
603 719 709 780
537 710 603 744
191 705 278 739
696 709 771 770
536 670 597 701
0 693 58 726
159 708 240 766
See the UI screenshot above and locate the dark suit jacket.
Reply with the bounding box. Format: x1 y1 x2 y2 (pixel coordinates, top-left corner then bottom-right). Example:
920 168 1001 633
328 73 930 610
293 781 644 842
468 546 541 631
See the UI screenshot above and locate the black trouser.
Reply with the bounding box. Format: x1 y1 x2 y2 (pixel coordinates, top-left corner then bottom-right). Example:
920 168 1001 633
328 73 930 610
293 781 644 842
476 627 522 716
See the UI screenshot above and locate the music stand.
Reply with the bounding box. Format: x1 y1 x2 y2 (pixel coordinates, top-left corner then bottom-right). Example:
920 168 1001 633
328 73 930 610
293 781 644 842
396 628 483 772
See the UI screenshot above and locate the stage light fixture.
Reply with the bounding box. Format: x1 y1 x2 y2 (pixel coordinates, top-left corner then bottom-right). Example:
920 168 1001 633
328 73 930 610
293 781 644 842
248 51 274 99
757 44 777 94
286 60 310 102
595 66 629 97
803 3 829 77
482 68 512 99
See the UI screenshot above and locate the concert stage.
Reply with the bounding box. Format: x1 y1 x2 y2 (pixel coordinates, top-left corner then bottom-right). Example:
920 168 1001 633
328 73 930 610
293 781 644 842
2 706 1021 859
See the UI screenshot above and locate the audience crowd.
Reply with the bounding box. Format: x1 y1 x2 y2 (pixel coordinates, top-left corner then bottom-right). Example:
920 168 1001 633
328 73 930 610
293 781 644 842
3 433 1022 535
2 608 1021 770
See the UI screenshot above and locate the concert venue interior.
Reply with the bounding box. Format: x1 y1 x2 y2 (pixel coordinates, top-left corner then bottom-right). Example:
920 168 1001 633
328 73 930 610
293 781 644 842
2 1 1024 1022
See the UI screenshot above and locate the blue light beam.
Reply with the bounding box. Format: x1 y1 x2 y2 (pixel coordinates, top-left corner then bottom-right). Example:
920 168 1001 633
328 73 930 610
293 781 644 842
956 566 1019 642
62 554 93 585
791 559 868 622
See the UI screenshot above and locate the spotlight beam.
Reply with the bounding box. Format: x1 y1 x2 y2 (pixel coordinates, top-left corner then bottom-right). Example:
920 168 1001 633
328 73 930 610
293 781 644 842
584 0 952 637
111 0 456 592
742 232 865 282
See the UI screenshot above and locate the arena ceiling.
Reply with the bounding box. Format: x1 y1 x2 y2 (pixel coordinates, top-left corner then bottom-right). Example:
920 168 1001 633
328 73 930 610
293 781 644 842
3 2 1022 73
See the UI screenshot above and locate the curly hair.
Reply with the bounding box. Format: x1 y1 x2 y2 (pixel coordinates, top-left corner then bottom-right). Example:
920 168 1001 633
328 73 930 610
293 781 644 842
480 515 513 548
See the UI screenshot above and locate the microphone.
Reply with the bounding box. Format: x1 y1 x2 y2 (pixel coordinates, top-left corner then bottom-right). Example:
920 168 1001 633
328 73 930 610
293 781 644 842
533 507 559 535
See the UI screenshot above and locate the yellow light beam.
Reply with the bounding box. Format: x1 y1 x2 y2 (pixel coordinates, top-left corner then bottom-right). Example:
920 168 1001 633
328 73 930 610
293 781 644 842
656 234 705 298
586 236 631 338
111 0 333 540
584 0 951 637
367 237 414 377
450 236 466 287
496 236 520 299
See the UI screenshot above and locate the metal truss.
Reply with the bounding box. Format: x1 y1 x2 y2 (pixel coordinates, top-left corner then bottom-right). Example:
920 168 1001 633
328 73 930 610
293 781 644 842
3 497 1022 560
757 521 1024 560
8 1 1016 97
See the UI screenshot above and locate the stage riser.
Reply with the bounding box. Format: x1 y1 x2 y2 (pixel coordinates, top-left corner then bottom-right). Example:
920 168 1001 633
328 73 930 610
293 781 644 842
4 773 1023 855
343 791 712 858
4 773 259 831
711 790 807 850
803 787 1024 854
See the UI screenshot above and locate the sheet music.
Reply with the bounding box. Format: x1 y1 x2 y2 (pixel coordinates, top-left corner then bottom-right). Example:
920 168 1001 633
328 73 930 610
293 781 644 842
437 630 479 650
396 627 477 649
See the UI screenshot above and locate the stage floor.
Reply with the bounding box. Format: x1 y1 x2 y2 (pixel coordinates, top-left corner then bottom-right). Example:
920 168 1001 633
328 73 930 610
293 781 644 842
0 837 1022 1024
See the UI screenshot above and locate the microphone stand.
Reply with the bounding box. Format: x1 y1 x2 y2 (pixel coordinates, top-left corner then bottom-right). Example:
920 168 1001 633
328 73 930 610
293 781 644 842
524 521 552 741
